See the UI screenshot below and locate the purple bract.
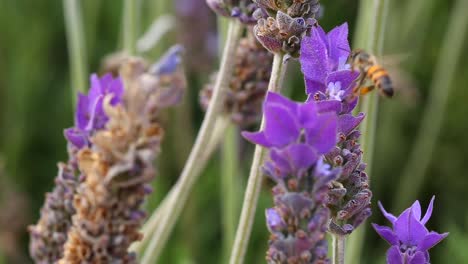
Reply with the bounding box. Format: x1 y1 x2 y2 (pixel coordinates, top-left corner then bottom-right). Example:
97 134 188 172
64 73 124 149
300 23 359 112
242 91 338 155
373 196 448 264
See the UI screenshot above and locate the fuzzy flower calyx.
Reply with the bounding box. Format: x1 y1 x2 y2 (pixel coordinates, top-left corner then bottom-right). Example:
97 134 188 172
206 0 259 24
253 0 320 56
373 197 448 264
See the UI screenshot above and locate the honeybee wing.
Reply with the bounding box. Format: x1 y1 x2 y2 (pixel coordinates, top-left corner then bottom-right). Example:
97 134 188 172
378 53 420 105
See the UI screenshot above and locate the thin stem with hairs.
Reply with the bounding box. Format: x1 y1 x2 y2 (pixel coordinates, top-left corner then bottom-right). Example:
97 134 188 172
122 0 139 54
63 0 88 104
139 20 244 264
332 235 346 264
130 116 229 254
229 52 287 264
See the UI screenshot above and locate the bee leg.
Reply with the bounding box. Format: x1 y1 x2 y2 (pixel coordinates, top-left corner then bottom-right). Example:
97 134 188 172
359 85 376 95
352 73 367 96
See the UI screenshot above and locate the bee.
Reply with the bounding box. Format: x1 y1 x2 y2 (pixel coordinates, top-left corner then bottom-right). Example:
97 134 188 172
349 49 394 98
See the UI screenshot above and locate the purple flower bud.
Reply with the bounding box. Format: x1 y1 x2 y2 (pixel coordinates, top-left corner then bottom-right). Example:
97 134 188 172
266 208 286 232
373 197 448 264
207 0 259 24
254 11 314 56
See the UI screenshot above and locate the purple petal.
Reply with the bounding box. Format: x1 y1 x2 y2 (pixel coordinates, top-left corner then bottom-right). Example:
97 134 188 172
283 143 318 172
338 113 365 135
410 200 422 221
386 246 403 264
394 209 428 246
89 74 103 103
372 223 399 245
327 70 359 94
263 104 300 147
300 27 329 87
305 78 327 95
304 112 337 154
316 100 342 114
315 25 328 50
64 128 87 149
75 93 89 130
378 201 397 223
421 196 435 225
150 45 184 75
270 148 293 174
408 251 427 264
327 23 350 69
266 208 285 232
241 131 272 147
86 95 106 131
109 77 124 105
417 231 448 251
298 101 318 127
265 92 298 115
99 73 114 92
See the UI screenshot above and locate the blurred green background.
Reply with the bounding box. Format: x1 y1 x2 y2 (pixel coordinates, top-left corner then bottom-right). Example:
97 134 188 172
0 0 467 263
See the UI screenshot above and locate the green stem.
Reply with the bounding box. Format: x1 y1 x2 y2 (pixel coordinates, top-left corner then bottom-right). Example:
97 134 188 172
139 21 244 264
122 0 139 54
332 235 346 264
131 116 229 254
221 124 240 261
346 0 389 263
63 0 88 104
395 0 468 211
229 52 287 264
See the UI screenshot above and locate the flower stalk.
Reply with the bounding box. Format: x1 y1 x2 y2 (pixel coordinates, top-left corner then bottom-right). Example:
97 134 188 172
229 52 286 264
63 0 88 103
130 116 229 254
123 0 139 54
140 20 244 264
332 235 346 264
221 124 240 259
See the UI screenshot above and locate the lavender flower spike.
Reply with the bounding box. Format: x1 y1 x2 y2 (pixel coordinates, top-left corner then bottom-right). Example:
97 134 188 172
373 197 448 264
300 21 372 235
243 92 340 263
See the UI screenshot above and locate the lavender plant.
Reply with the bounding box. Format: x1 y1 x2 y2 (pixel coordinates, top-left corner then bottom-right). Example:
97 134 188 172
29 47 185 263
29 73 125 263
373 197 448 264
58 48 185 263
